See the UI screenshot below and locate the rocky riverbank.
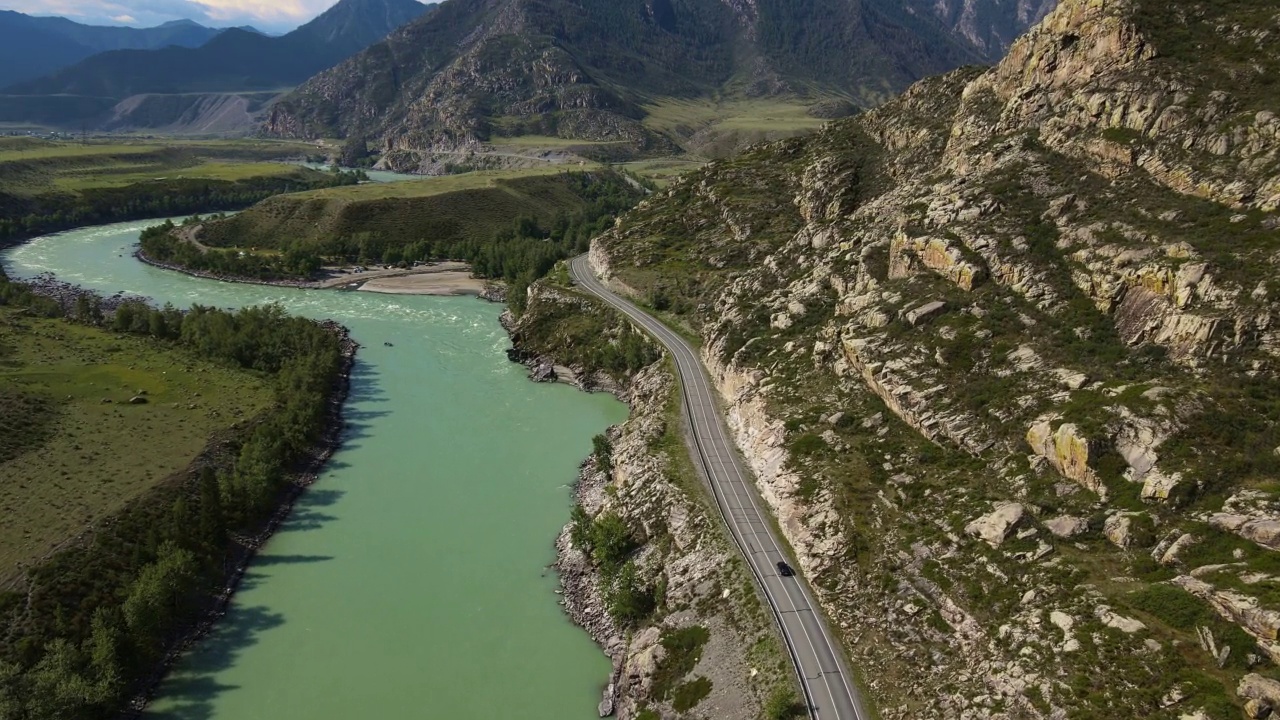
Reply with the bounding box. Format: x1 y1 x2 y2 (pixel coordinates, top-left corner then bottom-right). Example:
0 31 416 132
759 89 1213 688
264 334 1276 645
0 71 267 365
137 247 505 299
21 272 142 315
134 248 318 289
505 281 795 720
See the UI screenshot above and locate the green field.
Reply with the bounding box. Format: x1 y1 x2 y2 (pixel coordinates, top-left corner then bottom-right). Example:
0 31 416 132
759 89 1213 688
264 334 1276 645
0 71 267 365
621 157 707 186
488 134 627 149
0 308 272 584
198 167 617 255
0 137 320 196
641 97 831 157
297 166 581 200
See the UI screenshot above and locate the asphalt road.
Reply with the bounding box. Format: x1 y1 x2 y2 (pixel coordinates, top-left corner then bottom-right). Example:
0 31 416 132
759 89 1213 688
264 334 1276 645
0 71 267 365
569 256 868 720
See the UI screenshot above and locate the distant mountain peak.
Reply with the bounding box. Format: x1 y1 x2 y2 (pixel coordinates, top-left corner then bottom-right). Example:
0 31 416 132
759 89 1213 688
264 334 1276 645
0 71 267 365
264 0 1037 154
2 0 433 116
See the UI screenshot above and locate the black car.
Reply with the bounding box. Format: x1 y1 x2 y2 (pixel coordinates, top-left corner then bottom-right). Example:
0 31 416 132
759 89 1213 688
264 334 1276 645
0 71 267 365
776 561 795 577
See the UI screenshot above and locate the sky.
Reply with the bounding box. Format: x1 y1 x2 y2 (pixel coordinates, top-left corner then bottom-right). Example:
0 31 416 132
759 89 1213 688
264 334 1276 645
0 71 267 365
0 0 343 32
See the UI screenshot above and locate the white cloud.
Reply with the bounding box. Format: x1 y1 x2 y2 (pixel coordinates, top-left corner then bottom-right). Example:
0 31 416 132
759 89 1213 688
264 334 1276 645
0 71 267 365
0 0 341 30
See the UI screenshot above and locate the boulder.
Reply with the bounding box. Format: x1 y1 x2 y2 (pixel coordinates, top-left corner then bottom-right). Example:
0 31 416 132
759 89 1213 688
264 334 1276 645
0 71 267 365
1104 512 1147 549
1096 605 1147 633
905 300 947 326
1210 513 1280 552
530 362 558 383
1027 418 1106 496
1044 515 1089 538
1156 533 1197 566
598 678 616 717
1141 469 1183 501
1239 674 1280 719
965 503 1026 548
128 396 149 405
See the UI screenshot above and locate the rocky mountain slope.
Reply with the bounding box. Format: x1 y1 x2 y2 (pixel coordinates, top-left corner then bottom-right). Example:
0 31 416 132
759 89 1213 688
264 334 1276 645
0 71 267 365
0 12 228 88
3 0 433 127
263 0 1047 162
505 283 799 720
569 0 1280 716
903 0 1058 57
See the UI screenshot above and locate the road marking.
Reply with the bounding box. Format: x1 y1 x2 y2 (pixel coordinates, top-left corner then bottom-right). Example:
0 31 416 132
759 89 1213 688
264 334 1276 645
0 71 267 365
568 257 867 720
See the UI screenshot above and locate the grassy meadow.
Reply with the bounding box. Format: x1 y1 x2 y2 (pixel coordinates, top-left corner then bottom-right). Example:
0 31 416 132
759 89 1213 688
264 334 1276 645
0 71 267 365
641 97 830 157
0 308 272 585
297 165 580 200
198 167 613 252
0 137 320 196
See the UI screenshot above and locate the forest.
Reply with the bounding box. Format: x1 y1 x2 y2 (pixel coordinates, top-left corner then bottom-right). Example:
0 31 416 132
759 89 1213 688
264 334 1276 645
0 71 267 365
0 268 350 719
139 170 646 302
0 168 367 245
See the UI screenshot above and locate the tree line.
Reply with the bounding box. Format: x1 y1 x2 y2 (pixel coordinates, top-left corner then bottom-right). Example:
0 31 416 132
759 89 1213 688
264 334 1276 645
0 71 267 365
0 167 367 245
139 170 648 300
0 269 349 719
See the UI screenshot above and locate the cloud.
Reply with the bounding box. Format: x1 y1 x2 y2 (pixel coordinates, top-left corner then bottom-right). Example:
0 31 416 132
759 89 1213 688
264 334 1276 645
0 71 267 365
0 0 341 30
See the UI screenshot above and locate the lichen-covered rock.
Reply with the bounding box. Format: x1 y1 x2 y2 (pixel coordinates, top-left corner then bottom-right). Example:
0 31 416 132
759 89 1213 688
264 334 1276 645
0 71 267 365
1044 515 1089 538
1211 513 1280 552
1027 419 1106 496
965 503 1027 547
1239 674 1280 719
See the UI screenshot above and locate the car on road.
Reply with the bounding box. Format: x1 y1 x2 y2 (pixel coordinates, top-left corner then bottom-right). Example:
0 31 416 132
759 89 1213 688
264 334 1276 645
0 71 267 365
776 561 795 577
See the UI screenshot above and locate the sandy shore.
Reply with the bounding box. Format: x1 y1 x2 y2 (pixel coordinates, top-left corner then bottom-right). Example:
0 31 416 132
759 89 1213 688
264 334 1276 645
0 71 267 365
319 262 488 296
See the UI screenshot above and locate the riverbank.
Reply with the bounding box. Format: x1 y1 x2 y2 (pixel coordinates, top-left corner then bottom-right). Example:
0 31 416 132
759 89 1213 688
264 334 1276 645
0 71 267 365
5 219 627 719
125 319 359 716
136 248 494 297
504 282 791 720
1 264 362 716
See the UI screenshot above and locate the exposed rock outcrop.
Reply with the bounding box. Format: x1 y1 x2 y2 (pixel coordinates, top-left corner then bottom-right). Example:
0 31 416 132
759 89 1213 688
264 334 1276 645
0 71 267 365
509 283 788 719
569 0 1280 716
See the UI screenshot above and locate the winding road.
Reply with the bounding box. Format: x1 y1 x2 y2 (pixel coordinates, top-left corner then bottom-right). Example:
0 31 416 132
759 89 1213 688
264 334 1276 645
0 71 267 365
568 256 869 720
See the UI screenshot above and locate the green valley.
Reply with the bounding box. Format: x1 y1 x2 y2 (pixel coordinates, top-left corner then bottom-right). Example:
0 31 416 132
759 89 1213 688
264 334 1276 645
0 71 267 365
0 137 366 244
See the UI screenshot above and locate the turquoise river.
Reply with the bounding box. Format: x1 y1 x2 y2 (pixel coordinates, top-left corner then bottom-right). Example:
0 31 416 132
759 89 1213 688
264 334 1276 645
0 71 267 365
1 220 627 719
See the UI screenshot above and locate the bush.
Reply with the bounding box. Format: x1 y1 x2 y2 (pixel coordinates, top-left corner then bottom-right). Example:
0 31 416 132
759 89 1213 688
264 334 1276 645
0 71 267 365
765 687 806 720
592 434 613 473
605 561 656 627
789 433 827 458
672 676 712 711
651 626 711 702
1128 585 1213 628
589 512 637 576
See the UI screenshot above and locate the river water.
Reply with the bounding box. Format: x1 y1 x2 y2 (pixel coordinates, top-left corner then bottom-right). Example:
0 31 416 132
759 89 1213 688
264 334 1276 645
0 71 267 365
0 221 626 719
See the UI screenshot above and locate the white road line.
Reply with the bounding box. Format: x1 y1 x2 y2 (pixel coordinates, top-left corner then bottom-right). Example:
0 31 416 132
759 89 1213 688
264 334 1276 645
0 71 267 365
568 257 867 720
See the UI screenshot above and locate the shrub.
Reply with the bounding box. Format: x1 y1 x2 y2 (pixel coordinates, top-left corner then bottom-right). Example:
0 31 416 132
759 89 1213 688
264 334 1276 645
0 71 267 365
672 676 713 711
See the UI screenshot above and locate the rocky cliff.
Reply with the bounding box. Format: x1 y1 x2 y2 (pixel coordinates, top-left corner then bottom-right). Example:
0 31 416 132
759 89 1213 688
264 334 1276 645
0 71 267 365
581 0 1280 717
907 0 1058 56
506 283 798 719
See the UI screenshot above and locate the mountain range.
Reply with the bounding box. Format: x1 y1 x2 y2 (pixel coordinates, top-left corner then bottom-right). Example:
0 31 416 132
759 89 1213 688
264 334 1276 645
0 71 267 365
263 0 1055 157
0 12 254 89
6 0 433 100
